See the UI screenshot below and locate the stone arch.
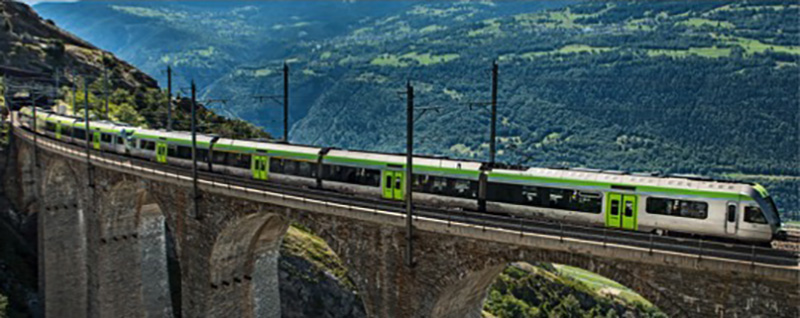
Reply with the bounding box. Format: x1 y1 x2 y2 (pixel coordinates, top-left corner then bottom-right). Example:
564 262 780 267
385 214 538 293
39 157 88 317
94 178 176 318
426 247 686 318
208 212 289 318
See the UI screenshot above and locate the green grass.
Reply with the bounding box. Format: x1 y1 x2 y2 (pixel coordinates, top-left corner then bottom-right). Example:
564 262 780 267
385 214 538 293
554 264 653 307
419 25 446 33
647 47 732 58
676 18 735 29
725 36 800 55
468 19 502 37
370 52 460 67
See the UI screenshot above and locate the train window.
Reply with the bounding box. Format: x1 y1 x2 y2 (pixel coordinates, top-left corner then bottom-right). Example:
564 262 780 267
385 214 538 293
270 158 318 178
225 153 251 169
487 182 600 213
139 140 156 151
727 205 737 222
196 149 209 162
45 122 56 132
74 128 86 140
101 134 112 143
323 164 380 186
411 174 478 199
395 177 402 190
211 151 228 165
117 137 124 145
625 202 633 217
646 197 708 219
176 146 192 159
610 200 619 215
385 175 392 188
744 206 767 224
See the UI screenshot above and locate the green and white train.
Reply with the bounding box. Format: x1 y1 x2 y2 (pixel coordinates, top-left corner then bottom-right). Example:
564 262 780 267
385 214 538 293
18 107 785 243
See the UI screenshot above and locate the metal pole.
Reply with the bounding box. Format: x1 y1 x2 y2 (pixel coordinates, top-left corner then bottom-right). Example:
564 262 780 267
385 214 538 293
84 79 93 188
103 52 109 119
71 69 76 116
1 75 6 128
490 61 498 166
31 88 38 167
191 80 200 220
283 62 289 142
54 69 59 112
6 78 12 134
405 80 414 268
167 66 172 131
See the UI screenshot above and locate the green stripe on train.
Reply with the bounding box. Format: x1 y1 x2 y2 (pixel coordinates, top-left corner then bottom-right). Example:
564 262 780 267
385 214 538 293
325 156 480 177
489 172 746 200
213 144 318 160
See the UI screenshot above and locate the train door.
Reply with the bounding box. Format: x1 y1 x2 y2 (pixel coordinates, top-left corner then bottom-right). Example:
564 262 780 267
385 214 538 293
725 202 738 235
381 170 405 200
382 171 394 199
621 195 638 230
92 131 102 150
606 193 622 228
606 193 638 230
393 171 405 200
156 142 168 163
251 156 269 180
55 122 62 139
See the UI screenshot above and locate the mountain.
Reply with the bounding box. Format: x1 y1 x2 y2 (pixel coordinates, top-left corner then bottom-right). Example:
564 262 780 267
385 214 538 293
35 0 800 220
34 1 571 132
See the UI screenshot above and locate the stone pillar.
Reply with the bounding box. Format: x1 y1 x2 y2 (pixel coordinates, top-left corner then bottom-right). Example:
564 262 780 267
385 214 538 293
139 203 174 318
41 204 88 318
253 250 281 318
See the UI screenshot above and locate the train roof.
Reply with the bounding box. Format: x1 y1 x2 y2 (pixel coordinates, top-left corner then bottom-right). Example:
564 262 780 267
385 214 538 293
132 129 218 147
324 149 482 178
213 138 321 161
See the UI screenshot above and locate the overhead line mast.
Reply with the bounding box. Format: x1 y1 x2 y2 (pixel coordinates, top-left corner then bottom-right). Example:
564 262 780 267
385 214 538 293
405 80 414 268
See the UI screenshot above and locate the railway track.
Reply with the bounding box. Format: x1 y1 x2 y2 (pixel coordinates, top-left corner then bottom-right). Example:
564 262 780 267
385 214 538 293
16 127 800 267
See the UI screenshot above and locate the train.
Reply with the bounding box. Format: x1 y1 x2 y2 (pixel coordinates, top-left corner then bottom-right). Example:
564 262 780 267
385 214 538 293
16 106 786 243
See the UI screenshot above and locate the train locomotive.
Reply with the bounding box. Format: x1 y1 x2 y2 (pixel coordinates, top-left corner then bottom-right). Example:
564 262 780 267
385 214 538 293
17 106 785 243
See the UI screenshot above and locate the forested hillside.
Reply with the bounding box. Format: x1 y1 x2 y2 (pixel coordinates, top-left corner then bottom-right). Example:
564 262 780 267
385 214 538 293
36 1 800 220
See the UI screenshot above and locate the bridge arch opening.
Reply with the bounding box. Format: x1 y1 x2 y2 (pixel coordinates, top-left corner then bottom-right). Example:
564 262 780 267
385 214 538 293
278 223 368 318
95 179 177 318
428 255 675 318
478 262 666 318
209 213 289 318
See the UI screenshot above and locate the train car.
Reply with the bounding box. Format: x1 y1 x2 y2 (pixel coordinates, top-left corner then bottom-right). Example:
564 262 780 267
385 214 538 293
129 129 218 170
485 167 781 242
210 138 322 188
321 149 482 210
41 112 79 144
70 119 133 153
18 107 48 134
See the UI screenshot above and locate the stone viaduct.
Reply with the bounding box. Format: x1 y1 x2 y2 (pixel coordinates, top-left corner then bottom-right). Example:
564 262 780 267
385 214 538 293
4 127 799 318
